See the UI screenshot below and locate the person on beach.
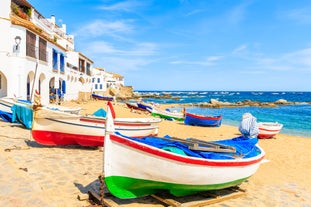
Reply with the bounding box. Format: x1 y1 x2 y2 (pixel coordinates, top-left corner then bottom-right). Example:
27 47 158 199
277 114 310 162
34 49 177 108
239 112 259 138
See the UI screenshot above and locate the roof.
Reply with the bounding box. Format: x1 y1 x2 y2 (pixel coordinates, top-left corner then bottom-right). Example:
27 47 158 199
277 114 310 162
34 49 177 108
108 72 124 78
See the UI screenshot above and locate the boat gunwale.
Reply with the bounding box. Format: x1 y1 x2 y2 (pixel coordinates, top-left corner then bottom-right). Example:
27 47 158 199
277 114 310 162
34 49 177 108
185 112 222 121
110 133 265 167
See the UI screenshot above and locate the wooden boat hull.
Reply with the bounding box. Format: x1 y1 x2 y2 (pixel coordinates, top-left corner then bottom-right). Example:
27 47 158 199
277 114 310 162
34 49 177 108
258 122 283 139
0 98 13 113
137 102 153 111
184 113 222 127
92 94 114 101
0 97 81 114
104 133 265 199
32 107 161 146
125 102 145 111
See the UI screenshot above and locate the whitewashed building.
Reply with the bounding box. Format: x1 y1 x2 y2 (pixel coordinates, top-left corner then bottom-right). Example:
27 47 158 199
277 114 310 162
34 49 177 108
0 0 93 105
92 67 124 95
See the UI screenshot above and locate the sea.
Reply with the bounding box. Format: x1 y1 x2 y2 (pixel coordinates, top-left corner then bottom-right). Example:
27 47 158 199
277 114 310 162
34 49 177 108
134 91 311 138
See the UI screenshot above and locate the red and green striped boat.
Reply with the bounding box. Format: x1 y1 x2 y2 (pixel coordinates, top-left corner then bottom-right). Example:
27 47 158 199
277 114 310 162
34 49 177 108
149 107 185 121
103 103 265 199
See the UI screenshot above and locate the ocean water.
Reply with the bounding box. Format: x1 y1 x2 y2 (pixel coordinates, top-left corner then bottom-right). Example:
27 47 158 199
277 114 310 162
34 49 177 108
135 91 311 138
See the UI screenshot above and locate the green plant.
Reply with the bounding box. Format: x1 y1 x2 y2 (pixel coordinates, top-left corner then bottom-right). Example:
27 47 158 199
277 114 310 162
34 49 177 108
11 2 31 20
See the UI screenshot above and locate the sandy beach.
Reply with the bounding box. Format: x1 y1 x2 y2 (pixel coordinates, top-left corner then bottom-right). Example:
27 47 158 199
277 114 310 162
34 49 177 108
0 100 310 207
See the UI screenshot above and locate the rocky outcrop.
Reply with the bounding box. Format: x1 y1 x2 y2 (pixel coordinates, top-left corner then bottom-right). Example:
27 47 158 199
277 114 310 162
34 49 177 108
116 91 309 108
105 86 134 100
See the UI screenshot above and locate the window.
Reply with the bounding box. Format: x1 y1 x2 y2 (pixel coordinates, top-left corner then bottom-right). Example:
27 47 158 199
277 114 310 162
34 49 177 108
26 30 36 58
86 62 91 75
79 59 85 73
52 49 58 71
39 38 47 61
60 54 65 73
97 78 100 83
95 84 98 89
100 84 102 89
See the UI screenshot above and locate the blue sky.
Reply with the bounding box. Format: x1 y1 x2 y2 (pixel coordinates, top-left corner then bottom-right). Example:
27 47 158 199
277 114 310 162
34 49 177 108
28 0 311 91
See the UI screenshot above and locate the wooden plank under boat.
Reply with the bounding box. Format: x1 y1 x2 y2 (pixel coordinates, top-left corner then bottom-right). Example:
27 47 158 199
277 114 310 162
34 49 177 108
184 112 222 127
103 103 265 199
258 122 283 139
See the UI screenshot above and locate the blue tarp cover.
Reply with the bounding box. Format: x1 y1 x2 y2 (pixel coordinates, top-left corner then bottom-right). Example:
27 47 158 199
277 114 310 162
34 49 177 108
115 132 260 160
0 110 13 123
93 108 107 117
11 104 33 129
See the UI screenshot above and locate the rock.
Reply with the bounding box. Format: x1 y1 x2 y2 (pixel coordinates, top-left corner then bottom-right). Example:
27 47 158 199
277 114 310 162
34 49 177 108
275 99 288 104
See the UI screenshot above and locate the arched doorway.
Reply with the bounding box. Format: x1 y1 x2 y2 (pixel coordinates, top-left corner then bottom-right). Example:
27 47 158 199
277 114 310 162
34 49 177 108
27 72 35 101
49 77 66 103
0 72 8 97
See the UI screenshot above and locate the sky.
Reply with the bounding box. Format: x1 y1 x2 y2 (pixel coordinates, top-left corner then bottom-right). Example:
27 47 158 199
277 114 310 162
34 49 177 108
27 0 311 91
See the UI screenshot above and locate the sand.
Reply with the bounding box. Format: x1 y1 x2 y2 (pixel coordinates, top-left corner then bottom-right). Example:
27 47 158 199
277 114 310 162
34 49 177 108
0 100 310 207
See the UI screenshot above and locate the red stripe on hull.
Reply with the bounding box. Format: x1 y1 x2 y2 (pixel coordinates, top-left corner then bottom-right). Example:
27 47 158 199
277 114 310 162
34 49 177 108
258 133 277 139
186 113 222 121
110 134 264 167
32 130 104 146
32 130 158 146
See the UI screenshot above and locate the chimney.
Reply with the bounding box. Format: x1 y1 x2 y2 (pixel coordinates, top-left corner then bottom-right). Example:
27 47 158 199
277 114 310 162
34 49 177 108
50 15 55 24
62 24 66 33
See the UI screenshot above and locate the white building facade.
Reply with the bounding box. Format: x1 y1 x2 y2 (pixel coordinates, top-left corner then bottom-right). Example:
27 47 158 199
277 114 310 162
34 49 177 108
92 67 124 95
0 0 93 105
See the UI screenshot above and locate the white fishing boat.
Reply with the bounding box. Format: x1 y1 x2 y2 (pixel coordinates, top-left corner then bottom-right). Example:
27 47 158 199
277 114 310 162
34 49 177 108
258 122 283 139
32 103 161 146
103 102 266 199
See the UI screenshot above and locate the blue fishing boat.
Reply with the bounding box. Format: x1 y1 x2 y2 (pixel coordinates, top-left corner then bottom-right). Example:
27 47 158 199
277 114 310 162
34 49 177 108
184 112 222 127
91 93 114 101
137 102 154 112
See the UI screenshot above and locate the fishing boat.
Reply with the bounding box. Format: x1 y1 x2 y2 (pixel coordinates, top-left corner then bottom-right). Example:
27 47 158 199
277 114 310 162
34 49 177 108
0 98 13 113
136 101 154 112
125 102 145 111
0 97 31 113
150 107 185 121
103 103 265 199
184 112 222 127
0 97 33 127
0 97 17 122
258 122 283 139
0 96 81 128
0 97 81 115
31 105 162 146
91 93 114 101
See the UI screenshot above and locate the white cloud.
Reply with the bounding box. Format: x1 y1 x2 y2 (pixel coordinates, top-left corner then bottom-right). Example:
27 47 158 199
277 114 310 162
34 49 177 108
80 40 158 57
73 20 133 38
286 8 311 24
232 44 248 55
170 56 222 66
95 56 153 72
255 48 311 71
98 0 146 12
227 1 252 24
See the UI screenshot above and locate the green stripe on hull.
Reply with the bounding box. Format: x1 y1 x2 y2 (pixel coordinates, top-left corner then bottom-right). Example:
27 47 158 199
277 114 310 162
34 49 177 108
104 176 250 199
151 112 184 121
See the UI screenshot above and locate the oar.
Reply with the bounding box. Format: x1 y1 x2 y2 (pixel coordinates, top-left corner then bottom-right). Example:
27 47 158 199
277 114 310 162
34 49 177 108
157 136 236 153
187 137 236 151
